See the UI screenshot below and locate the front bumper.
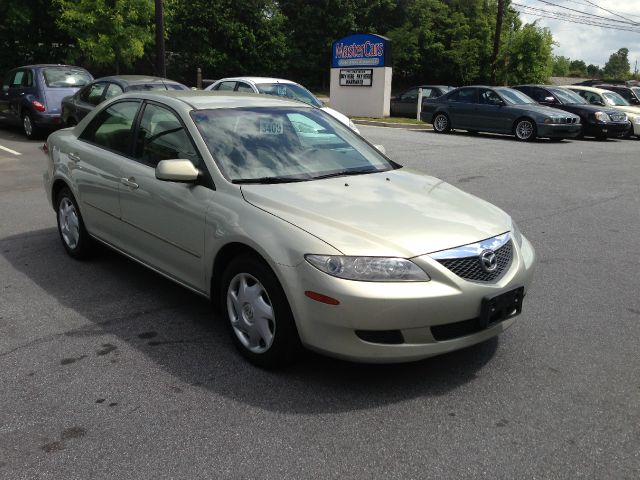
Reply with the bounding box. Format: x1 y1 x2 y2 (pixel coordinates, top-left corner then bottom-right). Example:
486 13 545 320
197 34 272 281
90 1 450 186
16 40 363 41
536 123 581 138
584 121 631 138
280 235 536 363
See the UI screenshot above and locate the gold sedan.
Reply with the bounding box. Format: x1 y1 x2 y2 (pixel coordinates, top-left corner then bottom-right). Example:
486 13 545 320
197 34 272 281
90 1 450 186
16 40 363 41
43 91 535 368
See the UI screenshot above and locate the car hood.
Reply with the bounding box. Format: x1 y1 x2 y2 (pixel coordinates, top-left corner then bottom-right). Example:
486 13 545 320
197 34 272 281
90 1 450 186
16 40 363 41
241 168 512 258
321 106 352 127
511 103 579 118
607 105 640 117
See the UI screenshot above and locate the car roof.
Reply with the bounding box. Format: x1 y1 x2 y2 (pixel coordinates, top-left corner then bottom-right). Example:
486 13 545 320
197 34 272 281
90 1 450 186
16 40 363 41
563 85 610 93
595 84 628 89
116 90 313 110
11 64 89 70
93 75 182 85
215 77 298 85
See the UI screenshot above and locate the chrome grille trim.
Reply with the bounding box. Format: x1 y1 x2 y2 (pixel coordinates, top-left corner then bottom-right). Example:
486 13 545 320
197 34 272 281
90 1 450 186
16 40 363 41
429 232 513 282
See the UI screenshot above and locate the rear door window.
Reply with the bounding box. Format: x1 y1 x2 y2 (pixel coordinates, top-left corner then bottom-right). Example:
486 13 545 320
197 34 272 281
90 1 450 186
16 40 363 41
80 82 108 106
214 81 237 91
236 82 254 93
80 101 140 155
11 71 25 88
451 88 477 103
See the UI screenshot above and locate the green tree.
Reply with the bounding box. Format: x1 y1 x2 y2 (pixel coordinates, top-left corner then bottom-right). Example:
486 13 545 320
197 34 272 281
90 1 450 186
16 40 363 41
569 59 587 77
603 47 631 79
500 22 553 84
55 0 154 73
552 56 571 76
166 0 289 85
586 64 601 78
0 1 72 71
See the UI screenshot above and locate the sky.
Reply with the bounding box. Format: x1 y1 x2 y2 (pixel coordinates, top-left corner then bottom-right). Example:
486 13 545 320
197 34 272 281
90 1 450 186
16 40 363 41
518 0 640 71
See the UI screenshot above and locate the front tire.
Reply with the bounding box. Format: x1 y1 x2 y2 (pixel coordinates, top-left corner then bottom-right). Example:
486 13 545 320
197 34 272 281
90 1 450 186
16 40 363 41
221 255 301 368
432 113 451 133
514 119 536 141
55 187 94 259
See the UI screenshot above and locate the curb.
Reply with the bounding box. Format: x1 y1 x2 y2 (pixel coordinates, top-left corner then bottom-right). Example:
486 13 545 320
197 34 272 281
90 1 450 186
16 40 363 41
353 119 433 130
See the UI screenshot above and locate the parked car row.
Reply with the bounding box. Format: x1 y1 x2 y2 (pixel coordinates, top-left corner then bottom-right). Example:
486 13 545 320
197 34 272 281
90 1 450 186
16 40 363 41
419 84 640 141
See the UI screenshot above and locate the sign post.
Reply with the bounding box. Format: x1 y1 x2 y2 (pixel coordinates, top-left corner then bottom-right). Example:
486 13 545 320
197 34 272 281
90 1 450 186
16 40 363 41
417 88 423 121
329 34 392 118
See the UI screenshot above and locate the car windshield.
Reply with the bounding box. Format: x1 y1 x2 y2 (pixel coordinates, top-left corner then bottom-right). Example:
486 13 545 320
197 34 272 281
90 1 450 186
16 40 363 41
191 107 395 183
127 83 186 91
43 68 91 88
602 91 629 106
549 88 587 104
256 83 323 108
497 88 535 105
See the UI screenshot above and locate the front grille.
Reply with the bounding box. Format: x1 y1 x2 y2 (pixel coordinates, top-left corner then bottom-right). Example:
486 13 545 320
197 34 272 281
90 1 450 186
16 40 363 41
355 329 404 344
610 113 626 122
437 241 512 282
559 117 578 124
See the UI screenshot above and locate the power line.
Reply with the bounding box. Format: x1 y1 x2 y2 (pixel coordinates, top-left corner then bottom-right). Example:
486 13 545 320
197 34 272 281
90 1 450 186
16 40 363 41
534 0 640 26
513 3 640 32
582 0 640 25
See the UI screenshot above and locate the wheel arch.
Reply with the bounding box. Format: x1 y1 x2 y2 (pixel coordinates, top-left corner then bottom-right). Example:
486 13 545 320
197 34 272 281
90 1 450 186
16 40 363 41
210 242 272 311
51 178 71 211
512 115 536 133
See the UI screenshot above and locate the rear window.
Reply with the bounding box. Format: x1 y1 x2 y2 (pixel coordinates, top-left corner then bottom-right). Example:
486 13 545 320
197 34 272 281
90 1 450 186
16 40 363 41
43 68 91 88
127 83 168 91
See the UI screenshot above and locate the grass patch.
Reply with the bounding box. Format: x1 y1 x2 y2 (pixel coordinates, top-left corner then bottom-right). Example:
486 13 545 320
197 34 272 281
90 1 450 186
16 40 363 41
353 116 427 124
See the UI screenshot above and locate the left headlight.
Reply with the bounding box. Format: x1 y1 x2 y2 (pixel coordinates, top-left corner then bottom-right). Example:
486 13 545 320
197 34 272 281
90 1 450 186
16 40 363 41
305 255 430 282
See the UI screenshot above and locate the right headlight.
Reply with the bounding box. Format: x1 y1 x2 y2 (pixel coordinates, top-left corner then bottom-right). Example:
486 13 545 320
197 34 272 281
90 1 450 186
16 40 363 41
594 111 611 122
305 255 430 282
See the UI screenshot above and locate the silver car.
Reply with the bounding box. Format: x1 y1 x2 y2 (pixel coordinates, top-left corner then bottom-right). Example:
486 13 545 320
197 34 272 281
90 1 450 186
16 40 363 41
43 91 536 367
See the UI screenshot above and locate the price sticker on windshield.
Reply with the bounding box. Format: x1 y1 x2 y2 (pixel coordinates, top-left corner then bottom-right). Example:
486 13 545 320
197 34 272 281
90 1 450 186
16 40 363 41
260 119 284 135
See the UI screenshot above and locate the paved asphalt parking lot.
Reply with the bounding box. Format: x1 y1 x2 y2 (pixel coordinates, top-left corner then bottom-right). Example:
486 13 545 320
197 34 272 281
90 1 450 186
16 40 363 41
1 124 639 479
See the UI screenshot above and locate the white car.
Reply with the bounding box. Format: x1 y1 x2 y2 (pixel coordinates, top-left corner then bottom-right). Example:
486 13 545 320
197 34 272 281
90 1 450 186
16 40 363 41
205 76 360 133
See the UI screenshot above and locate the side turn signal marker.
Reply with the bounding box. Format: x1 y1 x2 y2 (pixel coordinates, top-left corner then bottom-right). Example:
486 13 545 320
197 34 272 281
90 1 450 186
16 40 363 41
304 291 340 305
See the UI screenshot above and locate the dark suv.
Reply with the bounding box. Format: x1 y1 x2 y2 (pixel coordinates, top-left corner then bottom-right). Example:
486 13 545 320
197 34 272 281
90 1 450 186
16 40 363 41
595 84 640 106
513 85 631 140
0 64 92 139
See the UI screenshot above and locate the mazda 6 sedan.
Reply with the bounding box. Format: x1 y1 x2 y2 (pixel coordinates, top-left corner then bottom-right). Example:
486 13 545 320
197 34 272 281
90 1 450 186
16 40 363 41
44 91 536 367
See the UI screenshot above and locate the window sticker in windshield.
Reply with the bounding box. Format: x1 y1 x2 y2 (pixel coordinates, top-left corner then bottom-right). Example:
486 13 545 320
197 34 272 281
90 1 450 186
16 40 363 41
260 119 284 135
277 86 287 97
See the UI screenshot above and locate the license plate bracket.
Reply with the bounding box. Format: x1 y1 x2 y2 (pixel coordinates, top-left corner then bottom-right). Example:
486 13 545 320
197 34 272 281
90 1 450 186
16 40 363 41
479 286 524 329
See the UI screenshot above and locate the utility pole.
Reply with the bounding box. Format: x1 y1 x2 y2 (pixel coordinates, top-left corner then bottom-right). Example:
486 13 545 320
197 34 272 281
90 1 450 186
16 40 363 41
155 0 166 78
490 0 505 85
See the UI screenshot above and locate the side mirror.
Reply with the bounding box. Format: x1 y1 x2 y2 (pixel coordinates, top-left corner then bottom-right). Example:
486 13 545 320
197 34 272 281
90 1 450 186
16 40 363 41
374 144 386 155
543 96 556 103
155 159 199 183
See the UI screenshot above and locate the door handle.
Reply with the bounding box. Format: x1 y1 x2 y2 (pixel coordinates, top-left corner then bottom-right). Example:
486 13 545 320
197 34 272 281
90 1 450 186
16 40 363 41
68 152 81 163
120 177 139 189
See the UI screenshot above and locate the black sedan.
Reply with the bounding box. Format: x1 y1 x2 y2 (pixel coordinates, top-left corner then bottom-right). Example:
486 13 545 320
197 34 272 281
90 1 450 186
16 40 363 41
390 85 453 117
421 86 581 141
513 85 631 140
61 75 188 126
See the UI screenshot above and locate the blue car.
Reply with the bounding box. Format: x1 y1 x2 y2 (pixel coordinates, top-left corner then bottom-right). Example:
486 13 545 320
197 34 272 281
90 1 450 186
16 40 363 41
0 64 92 139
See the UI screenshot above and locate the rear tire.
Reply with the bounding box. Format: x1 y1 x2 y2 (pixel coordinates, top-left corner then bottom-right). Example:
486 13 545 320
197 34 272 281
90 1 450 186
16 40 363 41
432 113 451 133
221 254 302 369
22 112 42 140
55 187 94 259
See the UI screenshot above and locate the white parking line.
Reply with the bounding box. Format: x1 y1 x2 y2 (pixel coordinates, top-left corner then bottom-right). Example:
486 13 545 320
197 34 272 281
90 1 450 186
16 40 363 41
0 144 21 156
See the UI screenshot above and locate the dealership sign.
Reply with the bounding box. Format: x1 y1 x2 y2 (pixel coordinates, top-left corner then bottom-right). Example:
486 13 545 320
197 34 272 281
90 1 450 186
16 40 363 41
331 33 391 68
339 69 373 86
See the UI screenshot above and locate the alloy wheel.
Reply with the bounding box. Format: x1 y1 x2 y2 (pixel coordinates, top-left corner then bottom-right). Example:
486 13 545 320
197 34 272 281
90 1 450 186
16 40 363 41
434 114 448 132
23 114 33 137
516 120 534 140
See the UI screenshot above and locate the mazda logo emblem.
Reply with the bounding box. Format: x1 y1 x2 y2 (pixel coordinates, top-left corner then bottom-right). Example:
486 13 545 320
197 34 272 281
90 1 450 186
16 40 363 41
479 249 498 273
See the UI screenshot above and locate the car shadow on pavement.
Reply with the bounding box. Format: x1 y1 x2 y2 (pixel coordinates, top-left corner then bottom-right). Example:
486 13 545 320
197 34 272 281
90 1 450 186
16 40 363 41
429 130 586 143
2 228 498 414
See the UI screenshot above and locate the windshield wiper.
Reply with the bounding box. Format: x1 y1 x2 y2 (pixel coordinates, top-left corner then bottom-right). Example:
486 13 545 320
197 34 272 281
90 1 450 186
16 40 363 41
312 167 380 180
232 176 310 184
